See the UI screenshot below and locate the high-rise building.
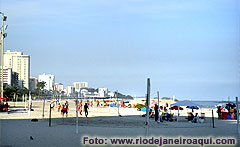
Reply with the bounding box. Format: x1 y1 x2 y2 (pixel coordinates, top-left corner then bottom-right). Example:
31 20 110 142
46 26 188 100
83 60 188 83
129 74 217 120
66 86 75 96
38 73 55 91
54 83 64 92
0 67 18 87
73 82 88 92
29 77 38 91
3 50 30 89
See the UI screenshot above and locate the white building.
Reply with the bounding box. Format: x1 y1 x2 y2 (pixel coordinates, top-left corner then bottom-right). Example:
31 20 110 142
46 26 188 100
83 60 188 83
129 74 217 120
38 73 55 91
108 91 115 98
98 88 108 97
73 82 88 92
66 86 75 96
54 83 64 92
4 50 30 89
0 67 18 87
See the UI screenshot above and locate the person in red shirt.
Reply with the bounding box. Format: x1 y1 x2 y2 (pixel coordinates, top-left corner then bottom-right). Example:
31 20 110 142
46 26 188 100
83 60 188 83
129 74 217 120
62 103 68 118
78 103 82 115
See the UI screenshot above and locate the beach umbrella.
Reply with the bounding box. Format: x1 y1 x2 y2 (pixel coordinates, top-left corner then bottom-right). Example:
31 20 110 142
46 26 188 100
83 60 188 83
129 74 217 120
110 104 117 107
226 103 236 108
186 106 199 110
141 107 154 112
152 102 158 105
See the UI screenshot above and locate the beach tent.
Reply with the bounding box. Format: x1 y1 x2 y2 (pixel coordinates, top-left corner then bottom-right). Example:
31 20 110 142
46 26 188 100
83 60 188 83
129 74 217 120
171 101 199 122
170 106 183 110
171 101 199 107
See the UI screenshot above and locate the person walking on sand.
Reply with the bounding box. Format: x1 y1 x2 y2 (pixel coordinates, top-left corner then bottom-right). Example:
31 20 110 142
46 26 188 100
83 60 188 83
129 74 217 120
50 102 55 111
62 103 68 118
91 101 93 107
78 103 82 115
96 100 100 107
58 103 61 112
84 103 89 117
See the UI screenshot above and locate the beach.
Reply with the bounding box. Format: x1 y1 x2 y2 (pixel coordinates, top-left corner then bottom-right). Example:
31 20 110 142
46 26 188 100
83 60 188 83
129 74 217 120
0 100 239 147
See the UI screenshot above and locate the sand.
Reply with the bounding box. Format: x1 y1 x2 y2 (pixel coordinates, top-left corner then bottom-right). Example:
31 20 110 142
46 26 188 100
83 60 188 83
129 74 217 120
0 100 239 147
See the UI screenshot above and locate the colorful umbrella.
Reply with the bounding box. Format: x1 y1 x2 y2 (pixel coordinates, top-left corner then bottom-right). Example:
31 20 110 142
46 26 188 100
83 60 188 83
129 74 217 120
186 106 199 110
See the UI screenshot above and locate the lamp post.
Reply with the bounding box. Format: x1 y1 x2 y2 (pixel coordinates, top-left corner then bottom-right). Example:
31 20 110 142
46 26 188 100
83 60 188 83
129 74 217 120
0 12 7 105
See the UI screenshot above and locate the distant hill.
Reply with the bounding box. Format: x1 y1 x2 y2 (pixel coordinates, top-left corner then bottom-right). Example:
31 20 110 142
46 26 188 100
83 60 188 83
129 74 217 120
161 97 178 101
116 92 133 99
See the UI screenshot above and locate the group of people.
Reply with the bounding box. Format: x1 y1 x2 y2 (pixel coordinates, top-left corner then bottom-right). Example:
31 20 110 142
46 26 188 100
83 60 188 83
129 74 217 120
49 100 96 118
50 101 69 118
77 100 89 117
148 104 205 123
147 104 174 122
217 105 238 120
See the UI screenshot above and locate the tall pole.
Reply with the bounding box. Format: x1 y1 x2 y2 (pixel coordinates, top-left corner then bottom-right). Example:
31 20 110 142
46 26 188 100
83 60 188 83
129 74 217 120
212 109 215 128
49 104 51 127
24 94 26 109
1 13 5 105
28 92 31 117
76 94 79 134
116 91 120 116
42 97 45 119
146 78 150 125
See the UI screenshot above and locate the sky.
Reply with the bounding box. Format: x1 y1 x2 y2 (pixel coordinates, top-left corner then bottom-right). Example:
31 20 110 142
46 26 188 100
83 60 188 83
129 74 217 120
0 0 239 100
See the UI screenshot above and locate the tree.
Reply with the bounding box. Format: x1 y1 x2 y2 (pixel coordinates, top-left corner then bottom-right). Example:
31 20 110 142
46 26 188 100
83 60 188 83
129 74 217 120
4 86 31 101
3 86 20 101
37 81 46 98
37 81 46 90
18 87 29 96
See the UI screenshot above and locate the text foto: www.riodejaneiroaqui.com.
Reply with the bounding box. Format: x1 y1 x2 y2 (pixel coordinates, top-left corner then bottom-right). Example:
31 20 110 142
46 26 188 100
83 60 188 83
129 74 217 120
82 136 236 146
